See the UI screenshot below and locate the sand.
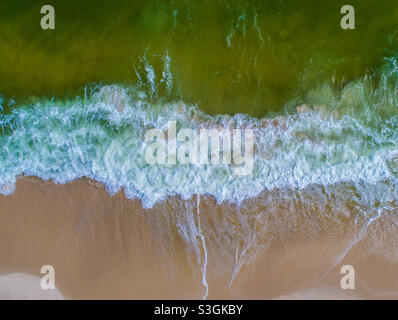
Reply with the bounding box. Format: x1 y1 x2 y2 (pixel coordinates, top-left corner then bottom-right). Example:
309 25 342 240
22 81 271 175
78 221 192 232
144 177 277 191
0 177 397 299
0 273 63 300
275 286 362 300
0 272 359 300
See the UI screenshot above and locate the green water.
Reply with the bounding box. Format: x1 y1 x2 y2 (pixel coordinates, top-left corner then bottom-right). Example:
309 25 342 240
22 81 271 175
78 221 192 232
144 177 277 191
0 0 397 116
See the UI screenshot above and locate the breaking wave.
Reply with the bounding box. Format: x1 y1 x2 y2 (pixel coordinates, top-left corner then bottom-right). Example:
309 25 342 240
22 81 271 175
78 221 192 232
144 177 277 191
0 57 397 210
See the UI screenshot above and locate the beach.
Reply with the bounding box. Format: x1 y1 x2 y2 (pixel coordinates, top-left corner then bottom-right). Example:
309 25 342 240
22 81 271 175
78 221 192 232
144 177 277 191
0 0 398 300
0 273 63 300
0 177 397 299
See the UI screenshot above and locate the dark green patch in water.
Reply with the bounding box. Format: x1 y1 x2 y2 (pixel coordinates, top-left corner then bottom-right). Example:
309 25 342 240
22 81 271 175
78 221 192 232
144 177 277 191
0 0 397 117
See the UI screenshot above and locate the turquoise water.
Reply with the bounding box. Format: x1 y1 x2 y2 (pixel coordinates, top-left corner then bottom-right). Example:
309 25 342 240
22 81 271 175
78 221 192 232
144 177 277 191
0 57 397 208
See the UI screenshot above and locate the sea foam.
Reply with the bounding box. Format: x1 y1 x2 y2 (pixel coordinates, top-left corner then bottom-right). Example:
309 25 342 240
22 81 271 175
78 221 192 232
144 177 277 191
0 58 397 209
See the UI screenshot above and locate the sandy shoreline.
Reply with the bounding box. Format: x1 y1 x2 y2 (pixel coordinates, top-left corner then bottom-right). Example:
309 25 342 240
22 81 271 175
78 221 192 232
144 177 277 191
0 272 361 300
0 273 63 300
0 177 397 299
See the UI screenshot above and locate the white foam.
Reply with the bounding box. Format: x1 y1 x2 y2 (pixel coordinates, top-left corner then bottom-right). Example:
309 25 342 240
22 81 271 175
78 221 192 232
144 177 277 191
0 77 397 209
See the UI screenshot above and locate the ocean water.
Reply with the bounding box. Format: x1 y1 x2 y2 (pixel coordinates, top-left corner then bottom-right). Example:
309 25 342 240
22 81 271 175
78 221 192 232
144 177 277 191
1 0 398 115
1 56 398 209
0 0 398 298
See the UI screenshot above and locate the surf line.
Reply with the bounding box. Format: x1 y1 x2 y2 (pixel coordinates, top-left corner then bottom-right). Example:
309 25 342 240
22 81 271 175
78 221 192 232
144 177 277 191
196 193 209 300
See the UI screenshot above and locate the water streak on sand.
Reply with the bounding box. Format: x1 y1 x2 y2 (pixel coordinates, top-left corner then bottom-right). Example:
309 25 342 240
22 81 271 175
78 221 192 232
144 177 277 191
196 194 209 300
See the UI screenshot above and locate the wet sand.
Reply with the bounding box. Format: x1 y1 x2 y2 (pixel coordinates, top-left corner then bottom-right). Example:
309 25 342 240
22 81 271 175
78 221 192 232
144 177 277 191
0 273 359 300
0 273 63 300
0 177 397 299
